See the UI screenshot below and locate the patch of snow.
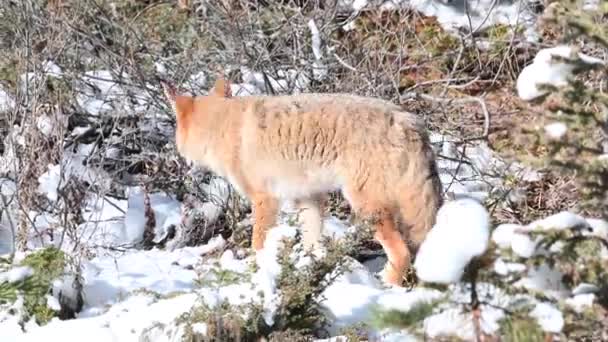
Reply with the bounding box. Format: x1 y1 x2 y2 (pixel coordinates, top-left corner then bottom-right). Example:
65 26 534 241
423 305 504 340
544 122 567 140
15 293 197 342
423 282 513 339
240 67 289 94
79 245 214 312
315 337 349 342
432 137 535 200
188 71 208 89
123 186 181 245
251 224 298 326
75 69 148 115
192 322 208 336
525 211 589 232
0 266 33 283
375 330 419 342
491 223 522 248
154 62 167 75
339 1 539 39
42 60 62 77
0 179 17 256
1 297 39 340
510 232 537 258
219 250 248 274
583 0 600 11
19 73 37 94
493 258 526 276
37 143 112 203
0 87 15 112
530 302 564 333
565 293 595 313
230 83 263 96
583 218 608 238
308 19 328 81
45 295 61 311
52 274 81 313
323 281 442 336
572 283 599 295
36 115 55 137
37 164 62 202
515 262 569 299
414 198 490 284
412 0 538 39
352 0 369 11
517 45 605 101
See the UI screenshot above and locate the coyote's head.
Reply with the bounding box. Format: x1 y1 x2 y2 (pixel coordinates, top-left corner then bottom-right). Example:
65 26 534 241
160 77 232 117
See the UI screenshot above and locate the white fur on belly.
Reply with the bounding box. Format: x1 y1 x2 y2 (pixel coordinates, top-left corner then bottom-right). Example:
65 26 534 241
267 167 341 200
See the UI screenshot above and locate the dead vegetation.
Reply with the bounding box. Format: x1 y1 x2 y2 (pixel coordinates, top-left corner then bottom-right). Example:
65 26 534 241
1 0 607 340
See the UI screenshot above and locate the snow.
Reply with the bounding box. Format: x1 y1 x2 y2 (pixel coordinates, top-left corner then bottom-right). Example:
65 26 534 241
526 211 589 232
37 143 112 203
491 223 521 248
572 283 599 295
515 262 569 299
322 283 443 336
517 45 605 101
14 293 197 342
414 198 490 284
0 266 33 283
431 134 540 201
0 179 17 255
79 246 208 311
35 114 57 137
510 233 537 258
42 60 62 77
0 87 15 112
565 293 595 313
544 122 568 140
308 19 328 81
45 295 61 312
123 187 181 245
491 211 607 260
188 71 208 89
340 0 539 40
585 218 608 238
251 224 299 325
583 0 600 11
493 258 526 276
191 322 208 336
530 302 564 333
230 82 263 96
5 18 605 339
423 306 504 340
239 67 291 94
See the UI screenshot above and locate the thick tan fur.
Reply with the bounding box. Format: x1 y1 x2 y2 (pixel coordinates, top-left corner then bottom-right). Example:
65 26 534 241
161 78 443 286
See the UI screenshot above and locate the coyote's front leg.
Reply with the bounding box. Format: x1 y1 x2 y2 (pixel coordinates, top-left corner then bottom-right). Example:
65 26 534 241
250 192 279 251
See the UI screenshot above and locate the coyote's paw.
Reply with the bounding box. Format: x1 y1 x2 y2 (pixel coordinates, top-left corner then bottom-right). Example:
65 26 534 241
380 263 404 287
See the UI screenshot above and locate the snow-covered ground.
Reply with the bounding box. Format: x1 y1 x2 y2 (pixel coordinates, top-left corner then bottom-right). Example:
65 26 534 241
2 3 607 341
2 83 599 340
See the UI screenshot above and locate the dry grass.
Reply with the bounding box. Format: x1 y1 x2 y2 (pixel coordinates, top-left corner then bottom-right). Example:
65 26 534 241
1 0 607 338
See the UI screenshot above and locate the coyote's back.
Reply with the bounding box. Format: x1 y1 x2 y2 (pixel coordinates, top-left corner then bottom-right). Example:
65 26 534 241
161 79 443 287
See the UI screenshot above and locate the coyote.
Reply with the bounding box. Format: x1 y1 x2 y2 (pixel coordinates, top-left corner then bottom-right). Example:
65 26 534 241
161 77 443 286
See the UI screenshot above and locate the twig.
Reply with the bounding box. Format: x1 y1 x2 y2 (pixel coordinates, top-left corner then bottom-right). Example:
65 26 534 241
401 92 491 140
333 52 357 72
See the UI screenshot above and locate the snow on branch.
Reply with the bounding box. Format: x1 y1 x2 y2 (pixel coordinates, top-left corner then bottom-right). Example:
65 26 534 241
414 198 490 284
516 45 605 101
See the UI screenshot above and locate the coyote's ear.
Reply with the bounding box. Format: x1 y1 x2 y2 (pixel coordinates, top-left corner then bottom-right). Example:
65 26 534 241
211 77 232 98
160 79 178 112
